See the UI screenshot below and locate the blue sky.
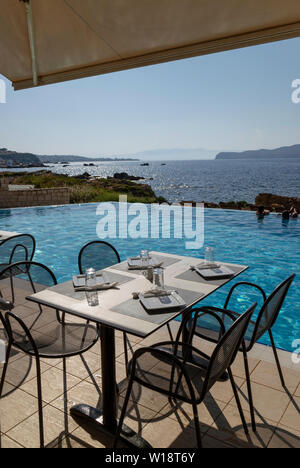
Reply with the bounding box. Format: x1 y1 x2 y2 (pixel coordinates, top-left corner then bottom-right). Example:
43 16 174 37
1 37 300 159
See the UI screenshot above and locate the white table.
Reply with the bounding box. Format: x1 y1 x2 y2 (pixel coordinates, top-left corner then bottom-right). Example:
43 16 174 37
27 251 248 447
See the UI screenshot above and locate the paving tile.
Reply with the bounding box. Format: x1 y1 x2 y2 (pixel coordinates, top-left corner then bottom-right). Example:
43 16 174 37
55 425 113 448
121 381 172 414
115 329 143 345
20 366 81 404
6 404 78 449
0 433 24 448
251 361 300 394
140 416 200 448
268 424 300 448
295 384 300 398
230 354 259 380
40 357 63 367
165 397 227 433
56 351 101 380
84 361 127 391
117 343 145 365
208 404 276 448
118 396 157 433
279 396 300 432
208 376 245 404
0 386 40 433
51 380 101 415
12 303 41 320
201 434 235 449
239 381 290 422
3 355 51 388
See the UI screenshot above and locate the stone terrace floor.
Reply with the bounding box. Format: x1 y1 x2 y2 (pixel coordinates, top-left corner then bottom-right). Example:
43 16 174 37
0 278 299 449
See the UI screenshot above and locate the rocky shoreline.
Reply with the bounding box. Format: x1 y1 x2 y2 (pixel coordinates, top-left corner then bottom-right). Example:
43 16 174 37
181 193 300 212
3 170 298 212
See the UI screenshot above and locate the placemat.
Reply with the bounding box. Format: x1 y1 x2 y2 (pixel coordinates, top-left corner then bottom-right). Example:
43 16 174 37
175 264 245 287
50 271 134 301
111 287 204 325
111 254 181 275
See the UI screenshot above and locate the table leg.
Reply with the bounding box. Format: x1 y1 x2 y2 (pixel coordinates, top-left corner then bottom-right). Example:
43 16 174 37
70 324 151 448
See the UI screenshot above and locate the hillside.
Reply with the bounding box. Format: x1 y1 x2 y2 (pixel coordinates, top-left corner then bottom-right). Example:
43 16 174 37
215 144 300 160
0 148 139 166
0 148 41 165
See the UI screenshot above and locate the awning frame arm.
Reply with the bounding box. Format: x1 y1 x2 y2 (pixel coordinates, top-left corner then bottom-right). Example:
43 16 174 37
21 0 38 86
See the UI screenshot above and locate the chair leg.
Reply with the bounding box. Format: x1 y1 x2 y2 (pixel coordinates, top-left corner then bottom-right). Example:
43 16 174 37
242 348 256 432
167 323 174 341
36 357 45 449
269 330 285 388
228 368 249 435
122 332 130 376
113 377 134 448
192 402 202 449
0 342 12 397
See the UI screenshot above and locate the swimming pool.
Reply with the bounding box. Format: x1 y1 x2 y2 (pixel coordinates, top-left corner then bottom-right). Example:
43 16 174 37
0 203 299 352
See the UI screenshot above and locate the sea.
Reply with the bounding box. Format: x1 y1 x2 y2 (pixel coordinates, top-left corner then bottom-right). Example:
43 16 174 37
1 158 299 203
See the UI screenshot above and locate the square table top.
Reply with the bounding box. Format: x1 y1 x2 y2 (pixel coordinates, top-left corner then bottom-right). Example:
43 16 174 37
26 251 248 339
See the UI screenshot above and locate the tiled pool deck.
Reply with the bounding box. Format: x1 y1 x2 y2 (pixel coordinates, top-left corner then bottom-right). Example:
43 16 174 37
0 279 299 449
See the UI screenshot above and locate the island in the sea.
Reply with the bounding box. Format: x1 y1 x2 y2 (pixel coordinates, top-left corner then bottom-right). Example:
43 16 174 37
215 143 300 160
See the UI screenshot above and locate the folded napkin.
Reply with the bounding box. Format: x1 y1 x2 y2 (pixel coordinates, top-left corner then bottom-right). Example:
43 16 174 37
190 263 221 271
74 282 119 292
132 289 175 300
73 273 109 288
127 260 163 270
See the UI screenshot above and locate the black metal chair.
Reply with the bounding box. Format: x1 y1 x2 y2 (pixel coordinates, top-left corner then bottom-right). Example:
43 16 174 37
0 234 36 271
114 304 257 449
78 240 131 370
78 240 121 274
186 274 296 432
0 234 36 300
0 261 100 448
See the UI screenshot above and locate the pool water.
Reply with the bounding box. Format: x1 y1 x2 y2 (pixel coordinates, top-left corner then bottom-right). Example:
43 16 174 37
0 203 299 352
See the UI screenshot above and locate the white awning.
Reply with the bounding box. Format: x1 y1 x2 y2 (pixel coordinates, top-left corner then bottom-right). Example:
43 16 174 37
1 0 300 91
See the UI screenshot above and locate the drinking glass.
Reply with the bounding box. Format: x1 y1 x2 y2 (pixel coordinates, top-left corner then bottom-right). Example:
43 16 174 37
85 268 99 307
205 247 215 265
140 250 149 266
152 267 165 291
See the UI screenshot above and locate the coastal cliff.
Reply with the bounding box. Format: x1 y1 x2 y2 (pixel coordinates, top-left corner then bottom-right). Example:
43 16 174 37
216 144 300 160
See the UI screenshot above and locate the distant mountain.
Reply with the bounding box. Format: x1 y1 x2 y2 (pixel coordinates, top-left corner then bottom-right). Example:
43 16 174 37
39 155 139 163
215 144 300 160
131 148 216 161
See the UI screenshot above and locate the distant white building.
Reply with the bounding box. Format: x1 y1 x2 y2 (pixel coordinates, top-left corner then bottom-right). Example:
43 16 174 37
0 158 6 167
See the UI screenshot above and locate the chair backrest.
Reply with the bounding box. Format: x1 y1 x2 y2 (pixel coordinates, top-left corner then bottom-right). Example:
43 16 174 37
202 303 256 396
78 241 121 274
0 261 57 303
251 274 295 344
0 234 36 268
